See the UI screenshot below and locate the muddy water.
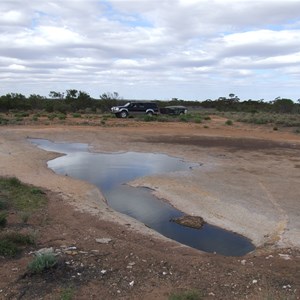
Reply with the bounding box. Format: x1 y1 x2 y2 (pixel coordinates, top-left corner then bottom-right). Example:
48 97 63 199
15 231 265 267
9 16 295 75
30 138 255 256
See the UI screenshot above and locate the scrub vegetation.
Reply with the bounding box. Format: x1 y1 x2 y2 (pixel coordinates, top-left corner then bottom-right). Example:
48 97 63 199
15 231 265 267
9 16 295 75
0 91 299 132
0 177 47 257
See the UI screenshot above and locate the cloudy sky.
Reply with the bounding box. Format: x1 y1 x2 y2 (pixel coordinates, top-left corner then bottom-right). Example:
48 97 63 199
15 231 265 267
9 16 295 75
1 0 300 101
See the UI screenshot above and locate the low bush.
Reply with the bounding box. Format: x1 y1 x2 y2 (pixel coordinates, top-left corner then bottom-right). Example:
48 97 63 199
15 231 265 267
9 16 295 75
28 253 58 273
0 198 8 210
143 115 156 122
60 287 74 300
57 113 66 120
8 177 21 187
0 232 35 257
225 119 233 125
72 113 81 118
169 289 203 300
0 211 8 228
0 239 19 257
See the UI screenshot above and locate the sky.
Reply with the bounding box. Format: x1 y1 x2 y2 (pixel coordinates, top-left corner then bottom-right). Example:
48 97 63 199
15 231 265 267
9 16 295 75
0 0 300 101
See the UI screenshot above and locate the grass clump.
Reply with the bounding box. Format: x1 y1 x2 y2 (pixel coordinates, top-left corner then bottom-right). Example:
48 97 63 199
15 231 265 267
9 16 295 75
225 119 233 126
0 198 8 210
28 253 57 274
169 289 203 300
60 287 74 300
143 115 156 122
57 113 66 120
0 232 35 257
0 177 47 212
0 211 8 228
72 113 81 118
194 117 202 124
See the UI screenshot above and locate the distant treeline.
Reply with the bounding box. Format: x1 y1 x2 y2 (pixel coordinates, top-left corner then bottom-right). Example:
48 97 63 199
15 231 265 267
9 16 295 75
0 90 299 114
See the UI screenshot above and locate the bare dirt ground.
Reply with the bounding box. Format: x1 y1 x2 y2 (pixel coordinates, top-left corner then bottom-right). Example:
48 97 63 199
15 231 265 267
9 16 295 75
0 116 300 299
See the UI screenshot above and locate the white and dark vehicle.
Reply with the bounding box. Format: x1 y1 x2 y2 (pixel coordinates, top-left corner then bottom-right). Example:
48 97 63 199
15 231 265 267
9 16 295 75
160 105 187 115
111 102 159 118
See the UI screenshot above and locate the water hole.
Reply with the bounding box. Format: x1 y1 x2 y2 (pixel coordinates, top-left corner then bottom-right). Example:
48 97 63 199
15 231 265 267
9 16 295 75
29 138 255 256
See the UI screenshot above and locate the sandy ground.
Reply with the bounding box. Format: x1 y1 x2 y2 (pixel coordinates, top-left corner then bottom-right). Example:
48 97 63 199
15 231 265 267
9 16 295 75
0 117 300 299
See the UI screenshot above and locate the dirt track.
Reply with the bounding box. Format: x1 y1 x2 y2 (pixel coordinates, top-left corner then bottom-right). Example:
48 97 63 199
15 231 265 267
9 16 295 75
0 117 300 299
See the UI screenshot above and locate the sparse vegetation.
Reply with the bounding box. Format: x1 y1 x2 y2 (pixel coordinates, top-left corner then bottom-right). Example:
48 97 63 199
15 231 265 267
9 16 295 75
0 211 8 228
27 253 58 273
72 113 81 118
0 177 47 211
0 177 47 257
225 119 233 125
169 289 203 300
0 232 35 257
60 287 74 300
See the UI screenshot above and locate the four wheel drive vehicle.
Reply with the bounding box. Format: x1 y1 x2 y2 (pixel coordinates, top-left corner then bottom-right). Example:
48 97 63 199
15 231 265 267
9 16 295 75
160 105 187 115
111 102 159 118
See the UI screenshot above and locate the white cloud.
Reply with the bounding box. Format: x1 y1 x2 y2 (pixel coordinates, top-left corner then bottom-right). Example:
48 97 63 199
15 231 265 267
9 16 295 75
0 0 299 100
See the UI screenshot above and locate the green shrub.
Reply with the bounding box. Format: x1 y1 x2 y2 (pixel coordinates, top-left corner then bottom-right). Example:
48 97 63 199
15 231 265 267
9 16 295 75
179 115 189 122
225 119 233 126
0 212 8 228
19 211 31 223
0 199 8 210
30 188 44 195
204 116 211 120
60 287 74 300
2 232 35 245
57 113 66 120
157 116 171 122
72 113 81 118
194 117 202 124
48 114 56 120
0 177 47 212
8 177 21 187
169 289 202 300
14 112 29 118
143 115 156 122
32 116 39 122
0 232 34 257
0 239 19 257
0 117 9 125
28 253 58 273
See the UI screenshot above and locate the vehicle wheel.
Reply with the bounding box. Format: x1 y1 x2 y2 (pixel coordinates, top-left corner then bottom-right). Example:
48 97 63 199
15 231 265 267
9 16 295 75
120 111 128 118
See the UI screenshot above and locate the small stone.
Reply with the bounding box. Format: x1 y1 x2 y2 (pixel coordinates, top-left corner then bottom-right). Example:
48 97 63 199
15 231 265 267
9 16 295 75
278 254 291 260
129 281 134 287
35 247 54 256
241 259 246 265
252 280 258 284
101 270 107 275
65 246 77 250
95 238 112 244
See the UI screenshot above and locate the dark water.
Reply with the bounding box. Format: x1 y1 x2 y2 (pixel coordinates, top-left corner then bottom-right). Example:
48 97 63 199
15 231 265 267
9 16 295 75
29 138 255 256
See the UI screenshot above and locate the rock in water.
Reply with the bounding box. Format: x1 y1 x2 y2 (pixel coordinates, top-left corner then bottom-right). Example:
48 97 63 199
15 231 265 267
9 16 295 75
170 215 205 229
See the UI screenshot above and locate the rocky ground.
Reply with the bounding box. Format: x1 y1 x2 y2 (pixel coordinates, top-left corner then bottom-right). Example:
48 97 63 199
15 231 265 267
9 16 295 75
0 116 299 299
